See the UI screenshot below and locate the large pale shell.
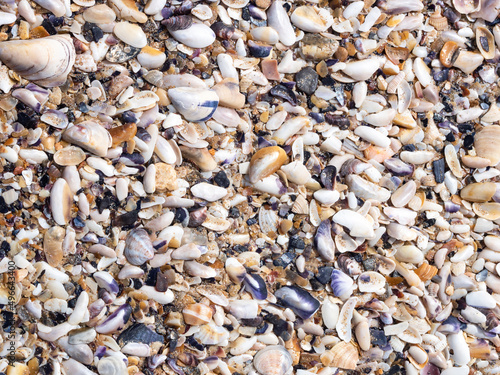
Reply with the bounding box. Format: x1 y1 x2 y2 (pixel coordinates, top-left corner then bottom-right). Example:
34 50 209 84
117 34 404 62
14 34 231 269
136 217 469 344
453 0 481 13
0 35 75 87
474 125 500 166
124 228 154 265
320 341 359 370
253 345 293 375
63 121 112 157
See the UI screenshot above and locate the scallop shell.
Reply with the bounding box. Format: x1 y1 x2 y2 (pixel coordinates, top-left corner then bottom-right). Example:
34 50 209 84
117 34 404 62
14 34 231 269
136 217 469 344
124 228 154 265
320 341 359 370
414 263 438 281
194 322 229 345
0 35 75 87
474 125 500 166
253 345 293 375
476 26 495 60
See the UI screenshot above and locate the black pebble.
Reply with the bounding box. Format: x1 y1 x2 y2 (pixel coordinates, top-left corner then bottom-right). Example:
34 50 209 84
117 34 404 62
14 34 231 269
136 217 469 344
288 235 305 250
296 66 319 95
273 252 295 268
0 196 9 214
214 170 230 188
42 19 57 35
316 266 333 284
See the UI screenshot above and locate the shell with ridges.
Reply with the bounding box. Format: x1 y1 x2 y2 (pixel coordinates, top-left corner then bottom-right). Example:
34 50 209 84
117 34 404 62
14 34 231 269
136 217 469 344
474 125 500 166
124 228 154 265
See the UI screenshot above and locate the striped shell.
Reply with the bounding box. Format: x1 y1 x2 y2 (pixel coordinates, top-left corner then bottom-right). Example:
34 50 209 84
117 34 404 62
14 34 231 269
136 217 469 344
124 228 154 265
474 125 500 166
253 345 293 375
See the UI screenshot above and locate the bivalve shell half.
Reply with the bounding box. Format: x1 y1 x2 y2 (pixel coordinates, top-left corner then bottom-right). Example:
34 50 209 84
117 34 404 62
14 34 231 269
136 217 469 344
474 125 500 166
460 182 496 202
320 341 359 370
168 87 219 122
358 271 386 294
440 41 460 68
476 26 496 60
50 178 73 226
253 345 293 375
182 303 213 325
453 0 481 14
124 228 154 265
248 146 287 183
63 121 112 157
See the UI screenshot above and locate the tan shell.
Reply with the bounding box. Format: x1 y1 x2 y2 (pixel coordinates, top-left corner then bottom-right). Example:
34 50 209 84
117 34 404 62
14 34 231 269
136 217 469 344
385 45 410 65
253 345 293 375
62 121 112 157
476 26 495 60
473 202 500 220
182 303 213 325
248 146 288 184
428 7 448 30
474 125 500 166
414 263 438 281
53 146 86 166
440 41 460 68
43 226 65 267
320 341 359 370
460 182 496 202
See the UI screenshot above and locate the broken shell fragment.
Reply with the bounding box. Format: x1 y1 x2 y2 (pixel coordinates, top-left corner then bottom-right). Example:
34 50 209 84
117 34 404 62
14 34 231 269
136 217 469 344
248 146 287 183
50 178 72 226
476 26 496 60
274 285 320 319
474 125 500 166
63 121 112 157
168 87 219 122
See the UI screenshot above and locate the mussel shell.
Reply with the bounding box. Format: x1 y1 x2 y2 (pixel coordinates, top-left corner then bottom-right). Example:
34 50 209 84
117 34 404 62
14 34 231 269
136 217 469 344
270 84 297 105
320 166 337 190
330 269 354 298
253 345 293 375
274 285 320 319
117 323 164 346
243 273 268 300
314 219 335 262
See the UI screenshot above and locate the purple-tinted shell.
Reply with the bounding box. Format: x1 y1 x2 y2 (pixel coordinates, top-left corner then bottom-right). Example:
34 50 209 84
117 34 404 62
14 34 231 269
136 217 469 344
445 201 461 212
94 271 120 294
274 286 320 320
438 316 462 334
383 158 414 176
243 273 268 300
330 269 354 298
314 220 335 262
96 304 132 334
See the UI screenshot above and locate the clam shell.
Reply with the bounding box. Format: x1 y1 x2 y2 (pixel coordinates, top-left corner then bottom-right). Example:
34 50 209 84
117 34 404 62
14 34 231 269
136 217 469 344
0 35 75 87
248 146 288 183
453 0 481 13
476 26 496 60
253 345 293 375
182 303 213 325
54 146 86 166
358 271 386 294
97 356 127 375
124 228 154 265
63 121 112 157
168 87 219 122
473 202 500 220
194 322 229 345
474 125 500 166
321 341 359 370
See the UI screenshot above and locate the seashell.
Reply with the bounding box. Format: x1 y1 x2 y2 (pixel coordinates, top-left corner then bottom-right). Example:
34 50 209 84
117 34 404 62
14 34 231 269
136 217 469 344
453 0 481 13
476 26 495 60
448 332 471 366
333 209 374 238
460 182 496 202
94 271 119 294
337 254 362 276
391 180 416 207
183 303 213 325
330 269 354 299
364 109 396 127
41 109 68 129
124 228 154 266
96 304 132 334
292 194 308 214
253 345 293 375
453 51 484 74
259 207 279 234
272 116 309 144
168 87 219 122
50 178 72 226
439 41 460 68
290 6 332 33
473 202 500 220
466 290 497 308
414 263 438 281
248 146 287 184
226 257 246 284
248 40 273 58
314 220 335 262
43 226 65 267
320 341 358 370
358 272 386 294
250 27 279 44
137 47 166 70
109 0 147 23
342 59 380 81
54 146 86 166
229 299 259 320
184 261 216 278
168 22 216 48
222 0 249 8
191 182 227 202
194 322 229 345
474 125 500 166
428 6 448 30
346 175 391 202
337 297 357 342
63 121 111 157
114 22 147 48
243 273 268 300
162 15 193 31
280 161 311 185
180 146 217 172
0 35 75 87
355 126 390 148
197 285 229 306
97 356 128 375
274 286 320 320
211 22 235 40
62 359 97 375
267 1 296 47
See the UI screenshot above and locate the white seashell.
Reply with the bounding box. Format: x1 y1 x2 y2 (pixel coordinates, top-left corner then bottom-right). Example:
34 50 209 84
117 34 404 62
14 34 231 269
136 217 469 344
0 11 16 26
137 47 167 69
267 1 296 46
290 6 333 33
333 209 374 238
272 116 309 144
217 53 238 81
168 87 219 122
353 81 367 108
124 228 154 266
50 178 73 226
191 182 227 202
337 297 357 342
194 322 229 345
191 4 212 20
160 73 207 89
139 285 174 304
97 356 128 375
466 291 497 308
400 151 434 164
355 126 390 148
144 0 166 15
391 181 416 207
395 245 423 264
253 345 293 375
0 35 75 87
266 110 287 131
343 1 364 19
387 223 417 241
363 109 396 127
342 59 380 81
346 175 390 202
250 27 280 44
169 22 216 48
413 57 432 87
154 135 178 164
359 6 381 32
19 0 37 24
456 107 485 124
184 261 216 278
34 0 66 17
448 332 470 366
280 161 311 185
453 51 484 74
63 121 112 157
322 299 340 329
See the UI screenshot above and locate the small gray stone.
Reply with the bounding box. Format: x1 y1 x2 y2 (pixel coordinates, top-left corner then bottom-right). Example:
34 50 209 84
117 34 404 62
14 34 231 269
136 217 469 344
296 66 318 95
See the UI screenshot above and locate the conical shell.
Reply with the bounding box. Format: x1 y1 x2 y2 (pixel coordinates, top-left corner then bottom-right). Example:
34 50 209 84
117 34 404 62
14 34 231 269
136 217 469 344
124 228 154 265
253 345 293 375
474 125 500 166
0 35 75 87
